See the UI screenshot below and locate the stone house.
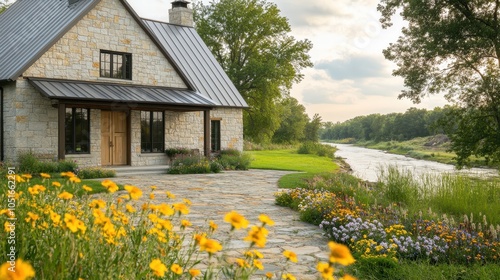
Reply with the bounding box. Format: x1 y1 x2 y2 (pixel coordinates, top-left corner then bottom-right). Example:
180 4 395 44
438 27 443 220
0 0 247 167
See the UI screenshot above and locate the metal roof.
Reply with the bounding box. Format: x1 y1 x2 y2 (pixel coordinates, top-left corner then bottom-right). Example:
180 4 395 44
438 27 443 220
0 0 101 81
28 78 217 108
143 20 248 108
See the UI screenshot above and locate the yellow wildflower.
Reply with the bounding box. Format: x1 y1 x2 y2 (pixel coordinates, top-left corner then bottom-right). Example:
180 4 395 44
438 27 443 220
21 174 32 179
0 258 35 280
165 191 176 199
282 273 296 280
253 259 264 270
89 199 106 209
15 175 25 183
58 191 73 200
224 211 249 230
244 226 268 247
189 269 201 277
40 173 51 179
209 220 218 232
69 176 81 183
340 274 357 280
328 242 355 266
173 203 189 215
61 171 76 178
52 181 61 188
266 272 274 279
317 262 334 280
171 264 183 275
259 214 275 226
159 204 174 216
82 185 92 192
125 204 136 213
149 259 167 277
124 185 143 200
283 250 298 263
101 179 118 193
199 237 223 254
181 219 192 228
236 258 249 268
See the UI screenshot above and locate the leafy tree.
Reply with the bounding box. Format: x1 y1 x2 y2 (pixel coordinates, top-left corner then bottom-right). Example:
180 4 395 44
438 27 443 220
304 113 322 142
272 97 309 143
378 0 500 167
194 0 313 143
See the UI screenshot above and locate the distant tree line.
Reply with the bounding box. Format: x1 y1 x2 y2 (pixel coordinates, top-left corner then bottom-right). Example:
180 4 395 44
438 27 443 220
320 107 454 142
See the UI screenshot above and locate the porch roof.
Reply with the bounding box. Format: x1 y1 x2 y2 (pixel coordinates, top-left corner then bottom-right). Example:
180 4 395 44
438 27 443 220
28 78 217 109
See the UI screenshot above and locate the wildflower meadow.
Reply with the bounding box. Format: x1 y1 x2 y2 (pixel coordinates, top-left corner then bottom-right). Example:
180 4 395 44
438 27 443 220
0 172 356 280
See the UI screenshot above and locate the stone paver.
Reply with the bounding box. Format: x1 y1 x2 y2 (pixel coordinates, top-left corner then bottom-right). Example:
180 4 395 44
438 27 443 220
112 170 329 279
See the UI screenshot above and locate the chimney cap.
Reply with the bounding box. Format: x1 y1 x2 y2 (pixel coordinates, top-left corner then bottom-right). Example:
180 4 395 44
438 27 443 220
172 0 190 9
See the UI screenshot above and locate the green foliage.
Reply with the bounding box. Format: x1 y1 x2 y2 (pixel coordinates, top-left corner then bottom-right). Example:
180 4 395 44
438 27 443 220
379 0 500 170
297 142 337 158
272 97 309 143
304 113 322 142
194 0 313 143
77 166 116 179
18 151 77 173
0 0 10 14
167 156 212 174
217 152 252 170
165 147 192 158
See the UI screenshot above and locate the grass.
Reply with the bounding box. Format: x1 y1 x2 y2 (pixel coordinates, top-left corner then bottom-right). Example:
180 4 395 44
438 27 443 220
247 149 339 188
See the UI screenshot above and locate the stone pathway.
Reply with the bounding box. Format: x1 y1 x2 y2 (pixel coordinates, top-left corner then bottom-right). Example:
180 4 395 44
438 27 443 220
111 170 329 279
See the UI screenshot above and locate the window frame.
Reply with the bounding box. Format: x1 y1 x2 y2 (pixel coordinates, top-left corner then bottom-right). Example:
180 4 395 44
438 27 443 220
65 107 91 155
141 111 165 153
211 120 221 152
100 50 132 80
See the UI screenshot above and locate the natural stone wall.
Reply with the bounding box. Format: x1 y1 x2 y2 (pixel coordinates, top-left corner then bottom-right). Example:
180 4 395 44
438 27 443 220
23 0 186 89
169 7 194 27
165 108 244 154
2 79 59 164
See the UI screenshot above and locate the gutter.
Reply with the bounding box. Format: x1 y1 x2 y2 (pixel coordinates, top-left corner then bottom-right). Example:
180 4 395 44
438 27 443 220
0 86 3 161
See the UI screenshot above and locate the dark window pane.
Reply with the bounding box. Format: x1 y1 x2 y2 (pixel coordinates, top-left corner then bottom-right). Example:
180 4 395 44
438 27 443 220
65 108 90 154
100 51 131 80
141 111 164 153
211 120 221 152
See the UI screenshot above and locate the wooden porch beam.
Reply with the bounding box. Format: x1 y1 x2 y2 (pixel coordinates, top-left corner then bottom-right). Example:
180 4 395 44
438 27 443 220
204 110 210 158
58 103 66 160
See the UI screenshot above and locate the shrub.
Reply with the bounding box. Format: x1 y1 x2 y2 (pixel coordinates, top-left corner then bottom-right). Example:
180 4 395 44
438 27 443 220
18 151 78 173
168 156 211 174
165 147 192 158
297 142 337 158
217 152 252 170
77 166 116 179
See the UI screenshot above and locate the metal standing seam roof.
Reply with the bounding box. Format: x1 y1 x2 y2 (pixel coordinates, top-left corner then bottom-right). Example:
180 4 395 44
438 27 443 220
143 20 249 108
28 78 218 108
0 0 101 81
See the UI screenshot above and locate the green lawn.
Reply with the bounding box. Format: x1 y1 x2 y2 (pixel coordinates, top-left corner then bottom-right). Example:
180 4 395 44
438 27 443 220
247 149 339 188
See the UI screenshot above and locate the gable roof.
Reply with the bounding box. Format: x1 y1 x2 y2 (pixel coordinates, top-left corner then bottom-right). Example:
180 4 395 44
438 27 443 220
0 0 100 81
143 20 248 108
0 0 248 108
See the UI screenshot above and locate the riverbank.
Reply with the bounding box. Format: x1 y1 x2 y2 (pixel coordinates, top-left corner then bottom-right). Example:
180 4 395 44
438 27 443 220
324 135 496 169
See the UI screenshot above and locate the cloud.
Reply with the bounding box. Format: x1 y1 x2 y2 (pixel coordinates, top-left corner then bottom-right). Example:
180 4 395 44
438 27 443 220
316 55 388 81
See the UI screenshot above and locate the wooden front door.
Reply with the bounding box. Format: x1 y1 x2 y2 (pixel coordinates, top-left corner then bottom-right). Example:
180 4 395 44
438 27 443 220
101 111 128 166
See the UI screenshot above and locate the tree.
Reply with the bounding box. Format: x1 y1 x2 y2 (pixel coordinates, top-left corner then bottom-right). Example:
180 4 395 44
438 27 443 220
304 113 322 142
379 0 500 167
0 0 11 14
194 0 313 143
272 97 309 143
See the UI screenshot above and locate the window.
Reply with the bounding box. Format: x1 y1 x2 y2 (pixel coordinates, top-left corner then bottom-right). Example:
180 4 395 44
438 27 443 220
141 111 164 153
211 120 221 152
100 50 132 80
65 108 90 154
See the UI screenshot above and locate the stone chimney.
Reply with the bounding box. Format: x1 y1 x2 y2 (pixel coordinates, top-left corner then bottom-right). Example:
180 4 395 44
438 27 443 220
169 0 193 27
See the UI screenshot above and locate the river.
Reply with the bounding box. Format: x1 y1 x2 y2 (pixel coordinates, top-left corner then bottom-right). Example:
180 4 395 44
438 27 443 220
326 143 499 182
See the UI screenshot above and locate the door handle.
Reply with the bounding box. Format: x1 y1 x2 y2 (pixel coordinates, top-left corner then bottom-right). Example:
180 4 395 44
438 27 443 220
109 141 114 147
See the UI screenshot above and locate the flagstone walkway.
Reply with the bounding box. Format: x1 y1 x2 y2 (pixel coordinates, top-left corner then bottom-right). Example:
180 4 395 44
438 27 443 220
111 170 329 279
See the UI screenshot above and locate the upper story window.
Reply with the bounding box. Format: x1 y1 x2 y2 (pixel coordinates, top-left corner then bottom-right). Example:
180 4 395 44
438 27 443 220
100 50 132 80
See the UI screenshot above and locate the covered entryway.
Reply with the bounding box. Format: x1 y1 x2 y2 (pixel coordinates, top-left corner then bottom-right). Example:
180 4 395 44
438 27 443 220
101 111 128 166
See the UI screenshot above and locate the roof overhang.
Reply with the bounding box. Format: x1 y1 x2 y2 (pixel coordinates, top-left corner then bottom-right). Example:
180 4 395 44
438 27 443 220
28 78 217 111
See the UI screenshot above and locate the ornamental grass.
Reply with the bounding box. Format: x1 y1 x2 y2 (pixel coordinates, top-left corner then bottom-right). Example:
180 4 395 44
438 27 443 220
0 172 356 280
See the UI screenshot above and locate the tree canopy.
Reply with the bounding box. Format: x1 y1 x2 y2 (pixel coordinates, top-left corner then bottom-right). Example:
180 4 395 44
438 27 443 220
0 0 10 14
378 0 500 168
194 0 313 142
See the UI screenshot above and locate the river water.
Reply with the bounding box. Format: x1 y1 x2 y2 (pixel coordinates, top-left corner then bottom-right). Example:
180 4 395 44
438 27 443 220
326 143 499 182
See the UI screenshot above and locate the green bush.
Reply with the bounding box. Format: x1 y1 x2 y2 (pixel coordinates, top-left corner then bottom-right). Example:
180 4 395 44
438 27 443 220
77 166 116 179
165 147 192 158
297 142 337 158
217 152 252 170
18 151 78 173
168 156 211 174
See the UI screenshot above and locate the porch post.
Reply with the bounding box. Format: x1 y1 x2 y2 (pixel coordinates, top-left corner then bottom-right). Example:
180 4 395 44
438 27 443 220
58 103 66 160
204 109 210 157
